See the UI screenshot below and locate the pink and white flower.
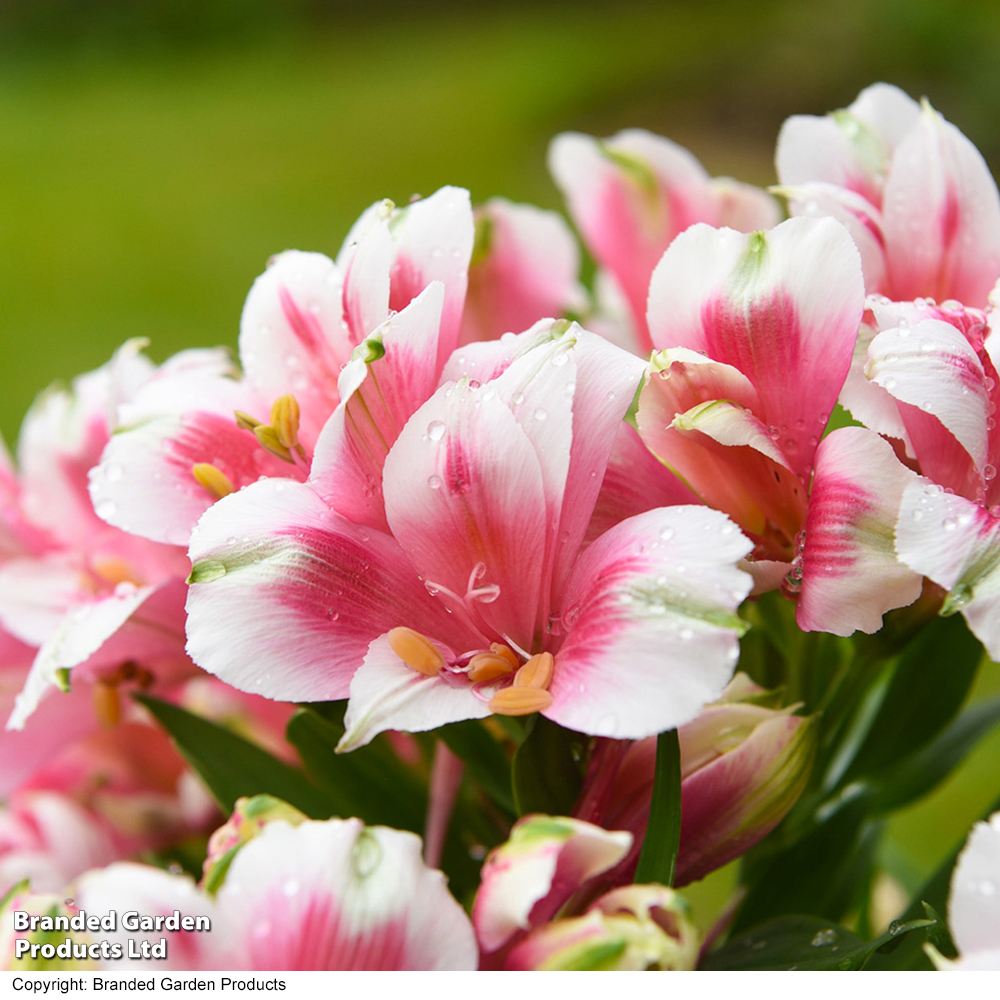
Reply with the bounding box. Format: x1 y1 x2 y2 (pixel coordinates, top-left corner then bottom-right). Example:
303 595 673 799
635 217 923 634
185 320 753 745
777 83 1000 308
550 128 779 354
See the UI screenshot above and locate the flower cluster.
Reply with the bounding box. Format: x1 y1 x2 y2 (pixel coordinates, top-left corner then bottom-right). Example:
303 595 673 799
3 81 1000 971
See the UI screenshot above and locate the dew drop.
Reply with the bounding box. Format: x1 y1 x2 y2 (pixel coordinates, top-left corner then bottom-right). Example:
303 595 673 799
105 463 124 482
810 929 837 947
943 517 957 532
428 475 442 490
511 391 525 405
551 351 569 368
679 627 694 641
533 408 547 421
986 465 997 481
659 526 675 541
95 499 117 520
981 880 997 897
282 878 300 898
426 420 446 442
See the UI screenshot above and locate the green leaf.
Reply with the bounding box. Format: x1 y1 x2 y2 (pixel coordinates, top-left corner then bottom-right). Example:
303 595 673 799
285 705 426 832
702 914 934 970
434 718 515 816
512 715 586 816
135 694 336 819
870 693 1000 813
845 614 983 784
634 728 681 886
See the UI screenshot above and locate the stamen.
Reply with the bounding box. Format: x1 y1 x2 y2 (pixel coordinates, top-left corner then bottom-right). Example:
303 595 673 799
467 652 515 683
234 410 262 431
92 680 121 729
192 462 235 499
91 557 141 587
388 626 445 676
253 424 294 463
512 651 554 691
489 687 553 716
270 394 302 451
490 643 520 672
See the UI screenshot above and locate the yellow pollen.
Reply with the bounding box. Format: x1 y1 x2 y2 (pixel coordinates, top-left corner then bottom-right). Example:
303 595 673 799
513 651 554 691
489 687 554 716
253 424 294 463
490 642 520 672
234 410 262 431
270 394 302 451
92 681 121 729
387 626 445 676
467 652 516 683
192 462 235 499
91 557 141 587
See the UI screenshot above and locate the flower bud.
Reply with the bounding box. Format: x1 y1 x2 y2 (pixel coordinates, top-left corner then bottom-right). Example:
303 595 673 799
604 674 816 886
202 794 308 893
505 884 699 971
0 891 96 971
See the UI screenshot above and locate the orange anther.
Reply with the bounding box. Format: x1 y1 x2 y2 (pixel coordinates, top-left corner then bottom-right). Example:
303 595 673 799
192 462 235 499
513 651 554 691
91 557 141 587
490 643 520 672
92 680 121 729
467 652 516 683
387 627 445 676
489 687 554 717
234 410 262 431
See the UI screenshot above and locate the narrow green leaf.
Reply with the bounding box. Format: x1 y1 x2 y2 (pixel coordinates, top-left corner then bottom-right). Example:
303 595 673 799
511 716 586 816
434 718 515 816
702 914 933 970
634 728 681 886
845 614 983 783
285 707 426 832
135 694 336 819
870 694 1000 813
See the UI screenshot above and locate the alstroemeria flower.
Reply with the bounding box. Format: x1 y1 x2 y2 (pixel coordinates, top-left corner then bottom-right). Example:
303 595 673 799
472 814 632 956
777 83 1000 307
931 811 1000 970
185 321 753 746
841 296 1000 657
635 217 923 634
549 128 779 354
89 187 474 549
66 817 478 971
0 341 196 738
460 197 587 345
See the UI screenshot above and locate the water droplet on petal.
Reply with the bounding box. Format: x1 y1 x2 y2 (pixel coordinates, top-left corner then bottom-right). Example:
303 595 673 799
427 421 446 442
943 517 957 531
533 408 547 421
428 475 442 490
659 526 675 541
95 500 117 520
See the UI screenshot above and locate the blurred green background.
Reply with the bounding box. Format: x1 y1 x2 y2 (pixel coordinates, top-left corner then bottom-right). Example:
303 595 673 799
2 0 1000 916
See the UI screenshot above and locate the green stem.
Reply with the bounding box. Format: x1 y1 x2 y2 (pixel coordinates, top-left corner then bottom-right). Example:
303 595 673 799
635 728 682 886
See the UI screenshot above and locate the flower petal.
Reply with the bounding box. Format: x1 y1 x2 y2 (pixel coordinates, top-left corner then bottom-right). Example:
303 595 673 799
549 506 752 739
647 218 865 480
214 818 477 970
185 479 457 702
798 427 922 635
949 812 1000 960
339 633 488 751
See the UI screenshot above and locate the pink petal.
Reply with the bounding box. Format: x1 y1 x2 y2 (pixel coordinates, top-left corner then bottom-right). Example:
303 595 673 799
185 479 458 702
866 317 990 481
647 218 865 481
895 481 1000 659
586 422 699 544
215 819 477 970
338 632 488 752
797 427 922 635
460 198 585 344
549 129 718 353
883 104 1000 307
548 506 752 739
388 186 473 366
383 379 548 655
239 250 355 449
309 283 447 532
